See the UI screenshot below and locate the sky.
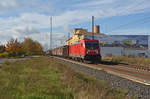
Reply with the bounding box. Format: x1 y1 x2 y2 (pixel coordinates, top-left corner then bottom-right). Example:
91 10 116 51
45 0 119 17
0 0 150 50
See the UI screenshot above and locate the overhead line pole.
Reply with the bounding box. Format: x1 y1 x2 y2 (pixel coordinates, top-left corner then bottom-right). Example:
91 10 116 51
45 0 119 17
92 16 94 40
50 16 52 50
68 32 70 40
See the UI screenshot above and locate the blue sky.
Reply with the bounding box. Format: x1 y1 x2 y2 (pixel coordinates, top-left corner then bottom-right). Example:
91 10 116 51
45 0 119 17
0 0 150 49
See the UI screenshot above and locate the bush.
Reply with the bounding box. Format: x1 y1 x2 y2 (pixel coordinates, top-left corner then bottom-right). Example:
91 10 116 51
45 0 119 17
1 38 43 58
127 54 136 58
111 57 122 64
6 38 24 57
22 38 43 56
0 52 9 58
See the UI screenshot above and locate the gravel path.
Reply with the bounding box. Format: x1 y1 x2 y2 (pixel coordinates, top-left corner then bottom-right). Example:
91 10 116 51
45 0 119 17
55 58 150 99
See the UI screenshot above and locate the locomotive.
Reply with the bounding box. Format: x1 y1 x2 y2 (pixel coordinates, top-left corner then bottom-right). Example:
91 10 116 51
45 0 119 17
50 39 101 63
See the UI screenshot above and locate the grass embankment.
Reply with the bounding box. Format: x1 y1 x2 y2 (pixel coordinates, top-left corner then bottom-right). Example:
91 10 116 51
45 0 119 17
103 56 150 69
0 56 135 99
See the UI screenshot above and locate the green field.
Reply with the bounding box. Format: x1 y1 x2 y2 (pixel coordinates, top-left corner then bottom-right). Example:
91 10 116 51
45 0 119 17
0 56 135 99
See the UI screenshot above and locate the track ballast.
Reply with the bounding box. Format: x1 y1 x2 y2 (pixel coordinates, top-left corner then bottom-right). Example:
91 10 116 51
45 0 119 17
53 56 150 99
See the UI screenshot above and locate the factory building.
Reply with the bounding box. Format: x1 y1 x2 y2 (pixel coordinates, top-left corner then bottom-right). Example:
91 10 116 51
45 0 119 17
66 25 104 45
66 25 150 58
101 35 150 58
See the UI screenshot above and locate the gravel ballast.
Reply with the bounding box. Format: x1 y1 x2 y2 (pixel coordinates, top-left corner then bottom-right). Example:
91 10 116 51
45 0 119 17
55 58 150 99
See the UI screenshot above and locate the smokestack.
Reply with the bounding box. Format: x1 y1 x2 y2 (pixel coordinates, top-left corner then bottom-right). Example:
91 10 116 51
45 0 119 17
94 25 100 34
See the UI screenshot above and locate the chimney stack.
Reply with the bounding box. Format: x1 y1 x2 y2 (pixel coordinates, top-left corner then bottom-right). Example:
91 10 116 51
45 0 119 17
94 25 100 34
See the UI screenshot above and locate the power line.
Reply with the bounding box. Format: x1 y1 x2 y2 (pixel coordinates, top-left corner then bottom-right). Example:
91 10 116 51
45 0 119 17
121 0 147 13
68 32 70 40
106 16 150 33
98 0 146 22
97 0 148 33
92 16 94 40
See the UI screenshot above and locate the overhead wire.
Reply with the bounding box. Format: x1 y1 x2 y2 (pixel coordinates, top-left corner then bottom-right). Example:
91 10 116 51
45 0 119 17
97 0 148 33
105 16 150 33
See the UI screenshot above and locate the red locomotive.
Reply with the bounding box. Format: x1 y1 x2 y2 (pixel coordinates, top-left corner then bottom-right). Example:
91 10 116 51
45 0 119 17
51 39 101 63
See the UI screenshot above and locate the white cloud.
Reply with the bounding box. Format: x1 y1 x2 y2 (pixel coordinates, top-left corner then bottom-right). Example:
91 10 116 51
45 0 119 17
0 13 50 30
62 25 73 33
0 0 52 14
27 32 67 50
0 0 18 7
107 28 150 35
75 0 116 7
0 25 67 50
0 0 150 49
0 0 149 30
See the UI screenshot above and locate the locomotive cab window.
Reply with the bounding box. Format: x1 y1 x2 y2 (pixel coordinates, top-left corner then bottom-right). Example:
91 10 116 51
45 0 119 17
85 42 99 49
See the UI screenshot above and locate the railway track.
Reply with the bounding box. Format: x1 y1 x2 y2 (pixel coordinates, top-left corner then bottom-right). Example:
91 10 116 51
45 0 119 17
97 64 150 85
117 63 150 72
53 56 150 98
53 56 150 85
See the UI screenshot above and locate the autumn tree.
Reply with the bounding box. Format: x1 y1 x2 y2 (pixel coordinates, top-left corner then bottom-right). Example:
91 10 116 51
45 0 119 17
123 40 134 47
6 38 23 57
34 41 43 55
22 38 43 55
0 45 5 53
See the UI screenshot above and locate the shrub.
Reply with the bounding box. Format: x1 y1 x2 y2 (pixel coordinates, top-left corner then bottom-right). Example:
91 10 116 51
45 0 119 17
0 52 9 58
111 57 121 64
22 38 43 56
6 38 24 57
127 54 136 58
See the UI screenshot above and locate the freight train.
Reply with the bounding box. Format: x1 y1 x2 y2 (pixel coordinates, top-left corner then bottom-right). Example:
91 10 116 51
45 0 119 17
50 39 101 63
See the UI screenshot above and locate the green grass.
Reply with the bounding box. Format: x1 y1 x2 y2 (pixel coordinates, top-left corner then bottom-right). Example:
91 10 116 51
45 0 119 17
0 56 136 99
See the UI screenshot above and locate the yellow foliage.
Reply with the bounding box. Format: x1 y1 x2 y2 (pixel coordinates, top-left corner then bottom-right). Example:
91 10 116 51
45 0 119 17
22 38 43 55
35 41 43 55
0 45 5 53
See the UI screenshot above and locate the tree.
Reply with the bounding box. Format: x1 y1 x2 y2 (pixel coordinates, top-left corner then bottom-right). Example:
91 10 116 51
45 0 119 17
6 38 23 57
34 41 43 55
102 41 108 46
22 38 43 55
123 40 134 47
0 45 5 53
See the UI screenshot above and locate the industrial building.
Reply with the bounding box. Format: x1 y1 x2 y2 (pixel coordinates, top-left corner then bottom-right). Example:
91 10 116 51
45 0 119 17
65 25 150 58
100 35 150 57
66 25 104 45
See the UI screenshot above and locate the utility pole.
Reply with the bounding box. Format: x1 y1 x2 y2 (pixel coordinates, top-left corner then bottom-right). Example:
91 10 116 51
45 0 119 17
50 16 52 50
68 32 70 40
67 32 70 45
92 16 94 40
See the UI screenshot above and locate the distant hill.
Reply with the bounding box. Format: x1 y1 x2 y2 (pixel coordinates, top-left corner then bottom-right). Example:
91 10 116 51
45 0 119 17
84 35 148 45
98 35 148 45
